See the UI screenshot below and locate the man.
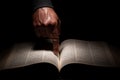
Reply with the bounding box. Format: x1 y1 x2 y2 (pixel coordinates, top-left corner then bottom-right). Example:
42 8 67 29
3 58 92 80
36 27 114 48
0 0 60 55
32 0 60 55
32 0 108 55
32 0 119 44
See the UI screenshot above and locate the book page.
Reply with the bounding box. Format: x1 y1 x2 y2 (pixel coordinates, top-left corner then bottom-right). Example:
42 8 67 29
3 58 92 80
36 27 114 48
25 50 59 68
59 39 91 70
0 42 59 70
59 39 116 70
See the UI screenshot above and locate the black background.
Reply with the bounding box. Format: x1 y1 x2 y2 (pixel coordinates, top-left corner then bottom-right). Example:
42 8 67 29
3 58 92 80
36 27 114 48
0 0 120 45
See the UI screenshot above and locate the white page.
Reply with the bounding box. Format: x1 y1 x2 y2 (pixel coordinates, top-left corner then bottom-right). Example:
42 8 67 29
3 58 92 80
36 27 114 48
59 39 116 70
1 42 58 70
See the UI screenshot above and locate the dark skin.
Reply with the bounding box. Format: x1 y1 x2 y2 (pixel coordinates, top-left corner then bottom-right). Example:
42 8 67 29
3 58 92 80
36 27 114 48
32 7 60 56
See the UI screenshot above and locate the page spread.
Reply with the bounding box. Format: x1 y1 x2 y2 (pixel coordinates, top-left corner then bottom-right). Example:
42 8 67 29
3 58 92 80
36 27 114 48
0 39 117 71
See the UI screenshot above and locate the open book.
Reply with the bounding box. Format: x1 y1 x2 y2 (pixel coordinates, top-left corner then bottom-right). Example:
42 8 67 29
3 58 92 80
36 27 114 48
0 39 117 71
0 39 120 79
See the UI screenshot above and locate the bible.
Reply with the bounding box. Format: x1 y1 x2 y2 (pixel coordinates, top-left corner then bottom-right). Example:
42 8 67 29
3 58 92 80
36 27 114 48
0 39 119 80
0 39 117 70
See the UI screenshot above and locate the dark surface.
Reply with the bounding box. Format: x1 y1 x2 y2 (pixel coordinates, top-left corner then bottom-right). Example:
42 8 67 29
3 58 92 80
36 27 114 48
0 63 59 80
60 64 120 80
0 63 120 80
